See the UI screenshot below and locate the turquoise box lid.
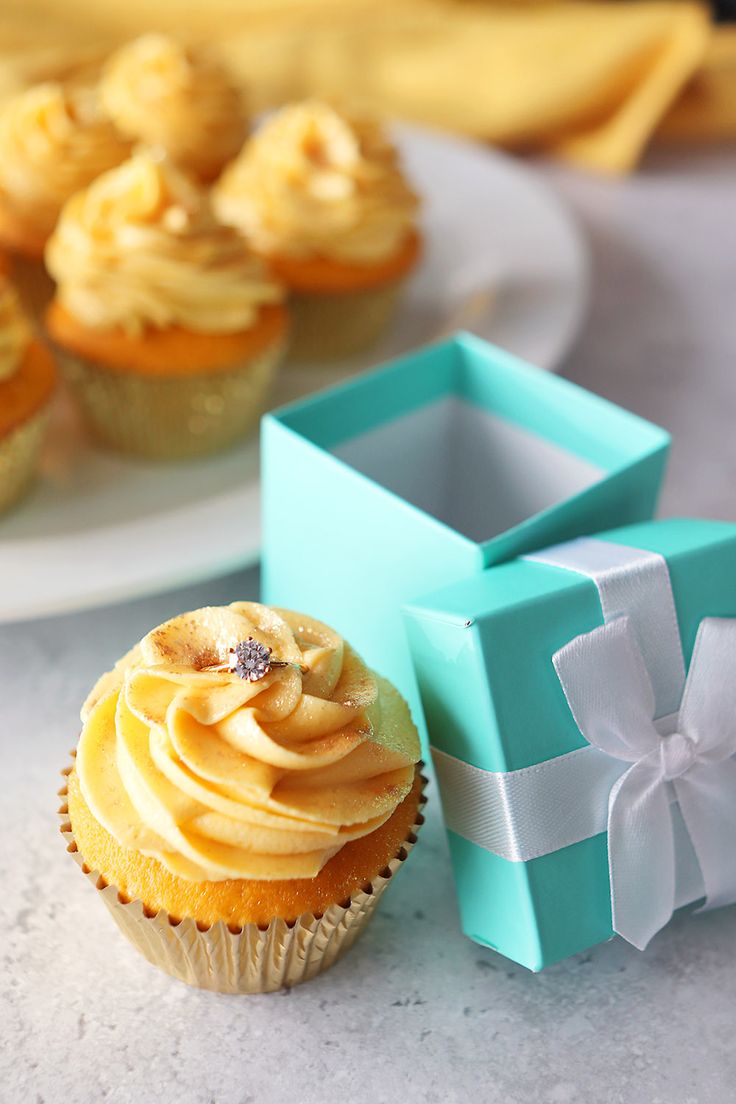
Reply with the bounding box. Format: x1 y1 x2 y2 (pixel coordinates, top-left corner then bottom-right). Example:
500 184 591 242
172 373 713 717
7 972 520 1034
261 332 669 732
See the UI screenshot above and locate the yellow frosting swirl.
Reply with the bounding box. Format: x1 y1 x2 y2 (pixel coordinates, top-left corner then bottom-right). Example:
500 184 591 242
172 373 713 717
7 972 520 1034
45 151 284 336
0 277 31 383
100 34 248 181
0 82 130 240
76 604 420 882
213 101 419 264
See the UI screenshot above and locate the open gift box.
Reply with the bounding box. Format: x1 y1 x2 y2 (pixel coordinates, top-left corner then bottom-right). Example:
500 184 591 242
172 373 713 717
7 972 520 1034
403 518 736 970
262 333 670 728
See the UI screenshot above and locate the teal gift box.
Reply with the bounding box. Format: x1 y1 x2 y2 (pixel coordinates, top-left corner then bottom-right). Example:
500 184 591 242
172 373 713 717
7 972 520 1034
403 518 736 971
262 333 669 729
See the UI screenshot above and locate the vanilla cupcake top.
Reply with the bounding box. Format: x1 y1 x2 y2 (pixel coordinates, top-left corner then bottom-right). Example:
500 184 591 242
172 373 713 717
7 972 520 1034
45 151 284 336
0 278 31 382
100 34 248 182
76 603 420 882
0 82 130 241
213 100 419 264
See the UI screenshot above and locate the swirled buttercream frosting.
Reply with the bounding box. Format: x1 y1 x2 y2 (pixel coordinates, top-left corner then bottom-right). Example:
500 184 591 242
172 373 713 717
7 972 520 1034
100 34 248 181
213 100 419 264
76 604 420 882
0 82 130 239
0 278 31 383
45 151 284 335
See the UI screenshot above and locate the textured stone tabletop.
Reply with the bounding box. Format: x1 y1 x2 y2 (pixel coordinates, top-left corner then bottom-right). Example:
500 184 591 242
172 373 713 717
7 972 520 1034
2 147 735 1104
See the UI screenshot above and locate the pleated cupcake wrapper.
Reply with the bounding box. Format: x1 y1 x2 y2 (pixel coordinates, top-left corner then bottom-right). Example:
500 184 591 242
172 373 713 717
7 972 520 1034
289 276 407 363
53 338 286 460
0 405 50 515
58 759 427 994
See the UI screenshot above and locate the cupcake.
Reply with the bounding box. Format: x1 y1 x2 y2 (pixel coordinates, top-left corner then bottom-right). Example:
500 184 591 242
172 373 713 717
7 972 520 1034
0 276 56 514
0 82 130 318
44 151 287 460
59 602 425 993
100 34 248 184
213 101 421 361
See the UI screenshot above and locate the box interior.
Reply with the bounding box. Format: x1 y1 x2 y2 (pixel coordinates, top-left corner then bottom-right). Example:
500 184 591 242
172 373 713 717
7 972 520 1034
331 396 604 543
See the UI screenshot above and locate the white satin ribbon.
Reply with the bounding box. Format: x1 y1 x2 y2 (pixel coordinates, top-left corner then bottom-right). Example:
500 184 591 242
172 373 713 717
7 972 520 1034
430 536 736 950
554 614 736 949
431 743 626 861
526 538 686 717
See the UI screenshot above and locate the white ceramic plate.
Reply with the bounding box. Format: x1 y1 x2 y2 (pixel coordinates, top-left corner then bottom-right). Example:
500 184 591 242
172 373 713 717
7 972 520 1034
0 124 589 623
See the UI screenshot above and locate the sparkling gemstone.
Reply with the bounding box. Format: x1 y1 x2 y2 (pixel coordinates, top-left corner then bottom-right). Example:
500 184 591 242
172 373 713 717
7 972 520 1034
229 637 273 681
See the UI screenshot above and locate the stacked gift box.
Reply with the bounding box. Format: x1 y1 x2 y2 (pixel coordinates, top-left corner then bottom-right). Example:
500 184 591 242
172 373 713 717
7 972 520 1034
261 332 736 970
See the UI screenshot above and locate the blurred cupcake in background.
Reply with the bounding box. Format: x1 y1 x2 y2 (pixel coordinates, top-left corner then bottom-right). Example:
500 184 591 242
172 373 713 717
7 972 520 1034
44 150 287 461
0 276 56 515
213 100 421 361
100 34 248 184
0 82 131 318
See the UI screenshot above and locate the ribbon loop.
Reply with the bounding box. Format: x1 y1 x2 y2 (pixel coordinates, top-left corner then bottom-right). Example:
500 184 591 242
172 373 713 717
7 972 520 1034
553 616 660 763
553 615 736 948
678 617 736 761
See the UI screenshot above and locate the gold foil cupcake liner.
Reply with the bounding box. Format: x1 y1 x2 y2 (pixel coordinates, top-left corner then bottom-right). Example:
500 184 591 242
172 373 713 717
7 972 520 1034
0 405 50 515
54 339 285 461
59 761 426 994
289 277 407 363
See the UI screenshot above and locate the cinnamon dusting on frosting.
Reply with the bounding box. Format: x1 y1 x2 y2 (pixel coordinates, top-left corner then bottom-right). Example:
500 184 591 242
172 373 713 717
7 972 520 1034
76 603 419 882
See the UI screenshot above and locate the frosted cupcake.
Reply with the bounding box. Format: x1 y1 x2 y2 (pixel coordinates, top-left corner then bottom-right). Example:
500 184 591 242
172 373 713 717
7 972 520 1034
100 34 248 184
0 82 130 317
214 101 421 360
0 276 56 514
60 602 424 993
44 151 287 460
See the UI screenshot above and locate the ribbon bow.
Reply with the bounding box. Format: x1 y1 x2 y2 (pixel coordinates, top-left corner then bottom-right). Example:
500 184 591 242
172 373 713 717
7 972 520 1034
554 615 736 950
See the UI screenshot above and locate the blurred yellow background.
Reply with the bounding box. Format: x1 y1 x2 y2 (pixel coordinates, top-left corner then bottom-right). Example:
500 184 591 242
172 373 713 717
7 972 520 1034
2 0 734 172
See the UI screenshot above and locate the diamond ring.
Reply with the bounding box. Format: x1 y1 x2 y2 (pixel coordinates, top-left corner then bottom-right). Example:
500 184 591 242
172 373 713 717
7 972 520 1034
203 637 308 682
